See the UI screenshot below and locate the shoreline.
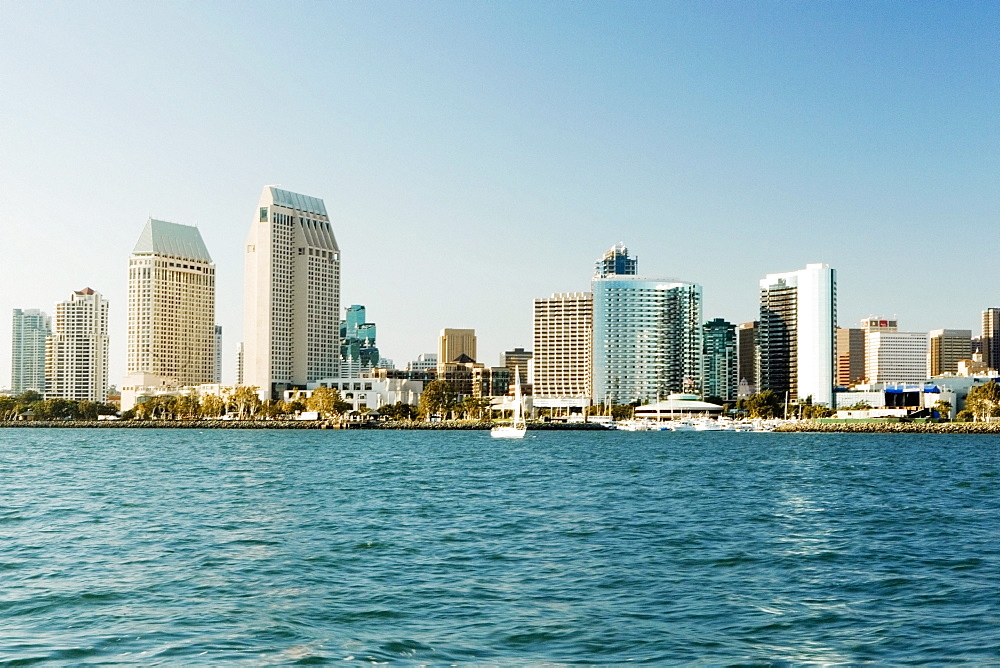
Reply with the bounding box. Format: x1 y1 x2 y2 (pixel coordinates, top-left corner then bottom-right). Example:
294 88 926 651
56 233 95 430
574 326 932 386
0 419 607 431
775 421 1000 434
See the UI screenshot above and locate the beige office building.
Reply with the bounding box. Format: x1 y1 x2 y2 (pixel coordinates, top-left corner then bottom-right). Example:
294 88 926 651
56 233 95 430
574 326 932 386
532 292 593 406
46 288 109 402
929 328 972 376
438 329 477 365
126 218 216 387
244 187 341 400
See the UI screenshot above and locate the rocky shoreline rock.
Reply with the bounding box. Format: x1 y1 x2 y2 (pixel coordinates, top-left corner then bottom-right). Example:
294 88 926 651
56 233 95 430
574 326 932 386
775 421 1000 434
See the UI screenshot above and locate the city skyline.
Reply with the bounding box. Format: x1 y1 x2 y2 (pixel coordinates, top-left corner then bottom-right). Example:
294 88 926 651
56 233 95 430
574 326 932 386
2 2 998 387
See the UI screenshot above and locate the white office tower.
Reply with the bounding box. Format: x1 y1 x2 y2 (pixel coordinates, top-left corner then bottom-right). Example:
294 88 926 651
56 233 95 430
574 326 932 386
244 187 340 400
592 277 703 406
127 218 216 387
865 328 929 384
11 308 50 394
758 263 836 406
45 288 109 402
532 292 593 406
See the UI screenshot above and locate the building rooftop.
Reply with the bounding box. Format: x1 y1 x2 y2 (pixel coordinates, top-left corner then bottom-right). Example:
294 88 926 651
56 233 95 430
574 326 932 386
269 187 327 216
133 218 213 262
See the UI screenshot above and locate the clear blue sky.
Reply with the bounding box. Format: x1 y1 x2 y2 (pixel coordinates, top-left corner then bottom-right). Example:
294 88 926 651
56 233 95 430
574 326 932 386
1 1 997 387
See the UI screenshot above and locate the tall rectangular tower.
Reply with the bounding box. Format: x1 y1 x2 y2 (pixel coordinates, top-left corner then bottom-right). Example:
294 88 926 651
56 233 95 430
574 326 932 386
438 329 477 365
703 318 737 402
737 321 758 394
929 329 971 376
532 292 593 403
127 218 216 386
592 276 703 405
11 308 50 394
758 263 836 406
45 288 109 402
836 327 865 387
244 187 340 399
981 308 1000 370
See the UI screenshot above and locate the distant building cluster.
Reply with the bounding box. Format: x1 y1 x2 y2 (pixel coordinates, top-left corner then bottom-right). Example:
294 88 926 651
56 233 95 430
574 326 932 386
8 188 999 420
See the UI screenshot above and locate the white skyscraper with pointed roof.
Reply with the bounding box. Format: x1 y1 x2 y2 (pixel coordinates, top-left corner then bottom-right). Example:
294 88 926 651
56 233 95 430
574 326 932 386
244 186 341 399
126 218 216 387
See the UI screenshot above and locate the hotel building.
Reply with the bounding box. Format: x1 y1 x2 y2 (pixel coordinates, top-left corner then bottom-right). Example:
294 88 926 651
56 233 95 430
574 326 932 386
758 263 836 406
11 308 50 394
244 187 341 400
532 292 593 407
45 288 109 402
592 276 703 405
126 218 216 387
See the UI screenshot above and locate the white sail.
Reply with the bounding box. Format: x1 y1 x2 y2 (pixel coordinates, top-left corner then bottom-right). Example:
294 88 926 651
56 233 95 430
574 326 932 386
491 367 527 439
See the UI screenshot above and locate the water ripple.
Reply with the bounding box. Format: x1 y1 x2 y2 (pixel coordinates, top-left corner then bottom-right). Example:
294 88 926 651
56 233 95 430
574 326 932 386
0 428 997 663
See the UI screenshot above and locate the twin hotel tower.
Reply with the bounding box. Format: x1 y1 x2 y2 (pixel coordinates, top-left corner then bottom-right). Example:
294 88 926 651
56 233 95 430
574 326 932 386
13 185 987 414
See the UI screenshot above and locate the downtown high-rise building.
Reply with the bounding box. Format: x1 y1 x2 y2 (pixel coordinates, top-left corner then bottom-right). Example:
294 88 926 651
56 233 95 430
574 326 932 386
865 328 929 384
758 263 836 406
214 325 223 383
244 187 341 399
594 243 638 278
499 348 532 387
836 327 865 387
45 288 109 402
592 271 703 405
340 304 379 377
929 328 972 377
438 328 477 365
532 292 593 405
703 318 737 402
981 308 1000 371
127 218 216 387
11 308 50 394
737 321 758 396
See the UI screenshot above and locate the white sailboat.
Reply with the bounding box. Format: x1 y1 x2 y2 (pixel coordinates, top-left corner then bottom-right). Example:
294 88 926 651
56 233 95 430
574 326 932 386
491 367 527 439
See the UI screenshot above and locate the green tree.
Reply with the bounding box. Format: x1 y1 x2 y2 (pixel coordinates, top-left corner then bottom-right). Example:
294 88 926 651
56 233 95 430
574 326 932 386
175 394 201 420
0 396 15 420
419 380 456 419
381 402 419 420
74 400 99 420
306 386 350 418
230 386 262 420
933 399 952 420
610 404 634 420
743 390 783 418
14 390 42 405
200 394 225 418
460 396 491 420
965 381 1000 421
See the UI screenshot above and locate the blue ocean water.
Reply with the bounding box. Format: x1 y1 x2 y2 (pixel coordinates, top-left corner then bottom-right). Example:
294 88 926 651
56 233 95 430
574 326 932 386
0 428 998 665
